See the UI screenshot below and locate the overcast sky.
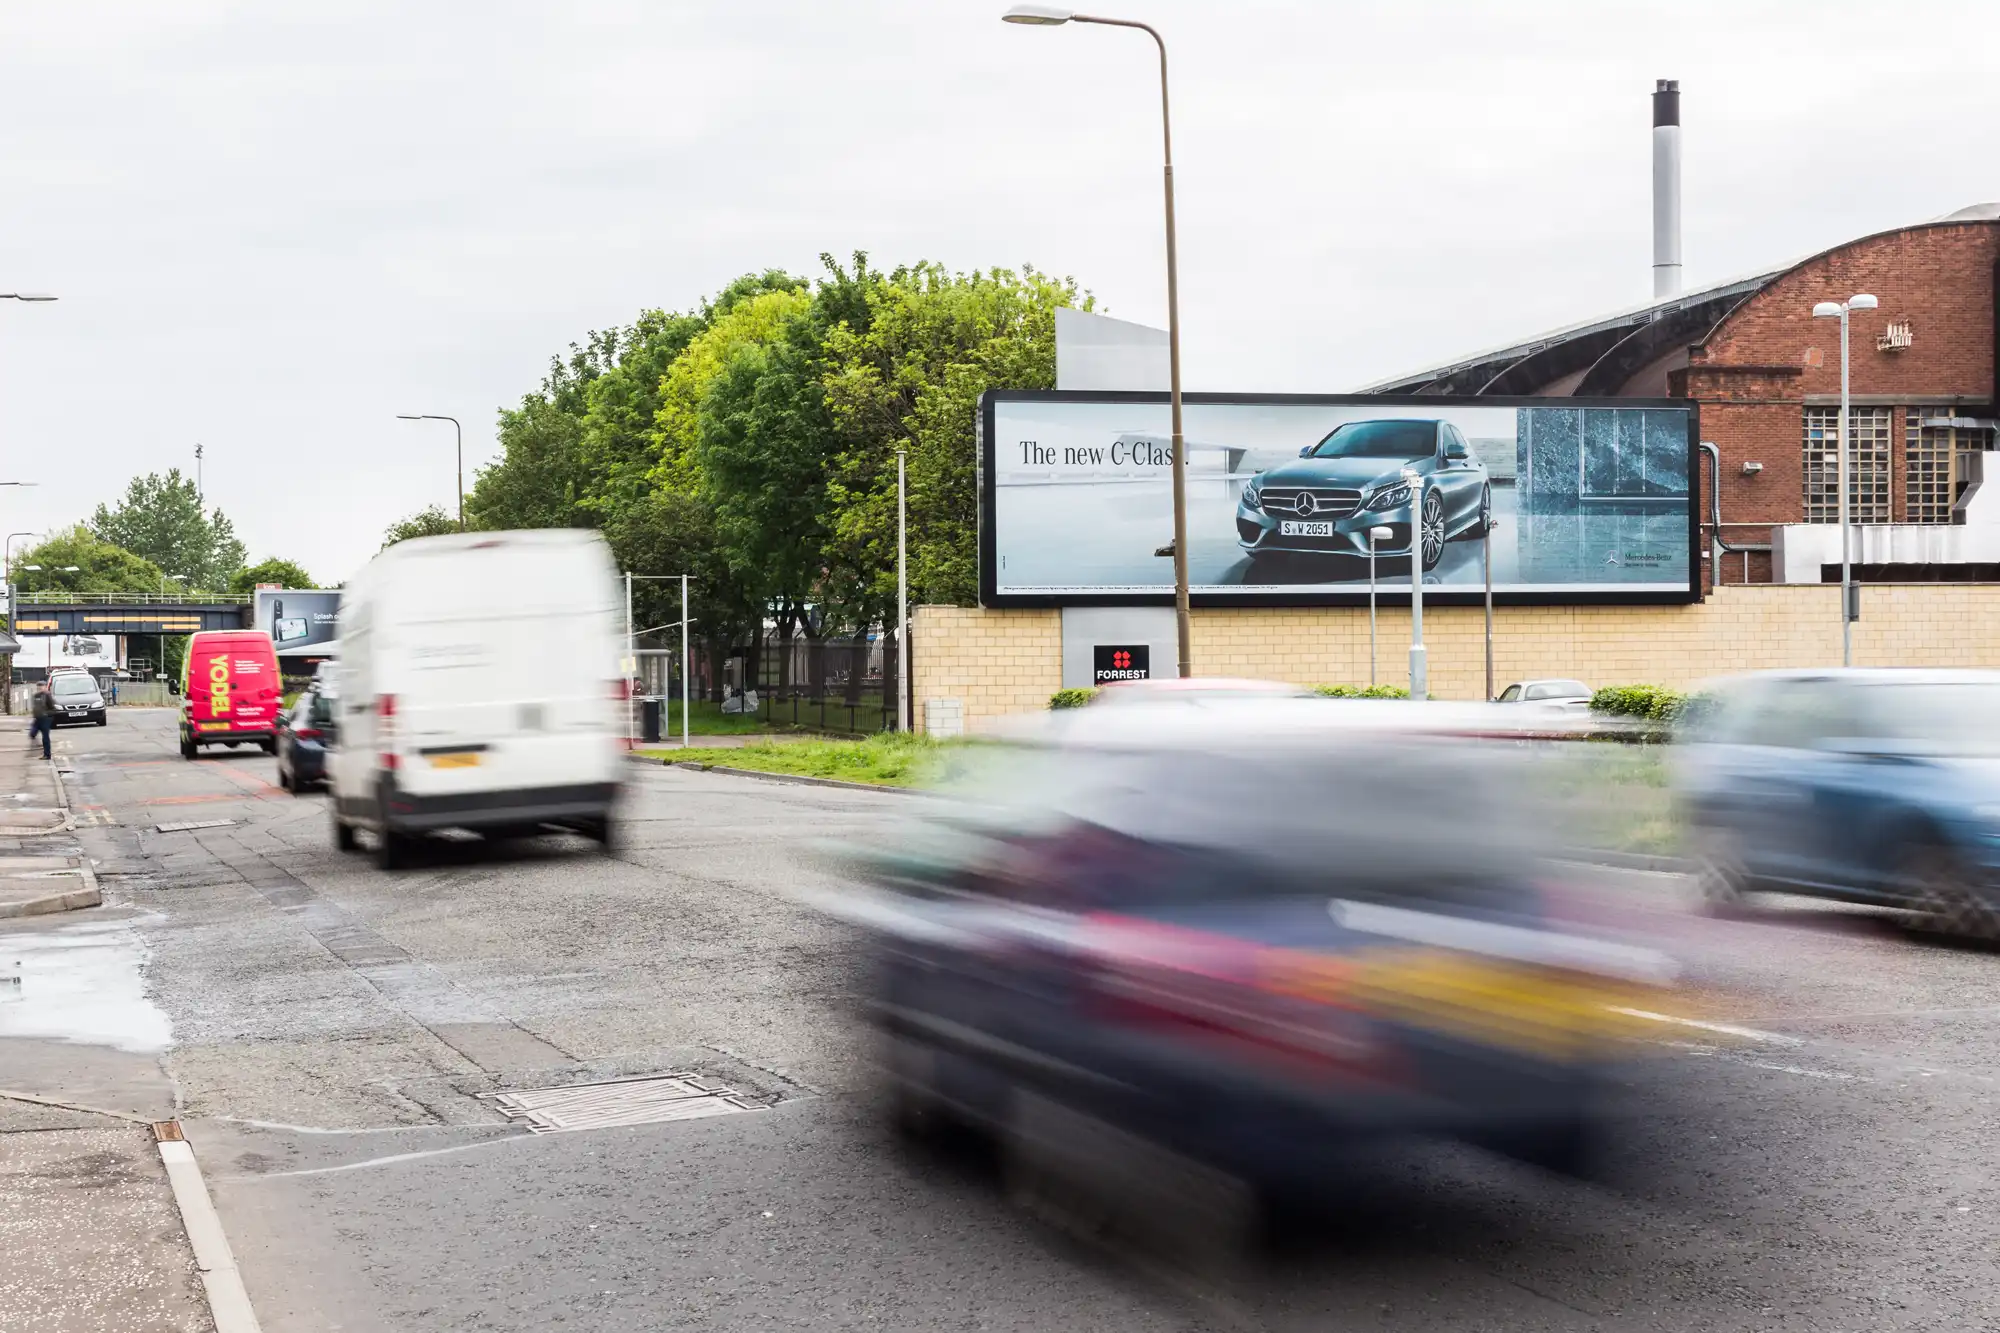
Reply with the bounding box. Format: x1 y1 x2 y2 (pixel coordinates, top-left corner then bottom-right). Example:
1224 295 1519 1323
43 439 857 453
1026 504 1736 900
0 0 1989 584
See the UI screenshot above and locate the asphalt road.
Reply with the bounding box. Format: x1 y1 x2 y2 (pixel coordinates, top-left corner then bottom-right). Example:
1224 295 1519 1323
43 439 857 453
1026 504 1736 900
15 708 2000 1331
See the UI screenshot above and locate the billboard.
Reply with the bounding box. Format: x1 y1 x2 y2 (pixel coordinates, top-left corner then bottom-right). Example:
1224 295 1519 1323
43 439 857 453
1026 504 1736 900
252 588 341 656
981 391 1698 606
14 633 121 674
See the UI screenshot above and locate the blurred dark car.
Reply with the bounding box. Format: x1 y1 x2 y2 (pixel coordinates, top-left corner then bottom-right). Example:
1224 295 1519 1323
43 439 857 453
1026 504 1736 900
275 682 337 792
816 701 1671 1227
1677 668 2000 935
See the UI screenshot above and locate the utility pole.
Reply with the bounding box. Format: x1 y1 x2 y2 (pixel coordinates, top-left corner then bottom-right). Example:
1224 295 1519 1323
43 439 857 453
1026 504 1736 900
195 444 204 504
897 449 909 732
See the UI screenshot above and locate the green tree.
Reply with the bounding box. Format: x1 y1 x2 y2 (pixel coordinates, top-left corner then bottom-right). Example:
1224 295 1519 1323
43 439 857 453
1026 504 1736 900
9 525 166 593
380 505 460 549
229 558 317 593
821 263 1086 611
89 468 248 589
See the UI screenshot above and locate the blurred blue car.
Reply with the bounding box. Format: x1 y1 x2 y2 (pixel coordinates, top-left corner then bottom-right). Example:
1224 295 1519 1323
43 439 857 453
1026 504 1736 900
812 701 1674 1236
1675 669 2000 935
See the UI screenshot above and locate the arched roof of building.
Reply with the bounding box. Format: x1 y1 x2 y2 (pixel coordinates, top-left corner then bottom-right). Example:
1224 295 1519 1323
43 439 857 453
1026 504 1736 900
1360 207 2000 398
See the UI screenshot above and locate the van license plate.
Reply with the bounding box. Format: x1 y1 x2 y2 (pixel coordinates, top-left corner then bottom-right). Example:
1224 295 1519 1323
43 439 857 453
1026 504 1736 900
429 752 482 769
1279 521 1335 537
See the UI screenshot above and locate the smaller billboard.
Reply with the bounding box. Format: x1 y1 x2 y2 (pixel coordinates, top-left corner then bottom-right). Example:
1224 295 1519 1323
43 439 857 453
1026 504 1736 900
252 589 340 657
15 633 121 674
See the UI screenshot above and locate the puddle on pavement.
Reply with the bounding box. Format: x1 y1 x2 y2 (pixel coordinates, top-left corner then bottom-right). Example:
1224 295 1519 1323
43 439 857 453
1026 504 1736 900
0 918 173 1055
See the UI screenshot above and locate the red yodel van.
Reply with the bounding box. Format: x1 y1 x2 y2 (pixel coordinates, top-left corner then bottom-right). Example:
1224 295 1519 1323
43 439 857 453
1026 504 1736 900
180 629 283 759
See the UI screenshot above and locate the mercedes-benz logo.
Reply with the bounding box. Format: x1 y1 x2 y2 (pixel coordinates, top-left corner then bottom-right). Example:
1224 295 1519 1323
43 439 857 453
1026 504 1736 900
1293 492 1316 516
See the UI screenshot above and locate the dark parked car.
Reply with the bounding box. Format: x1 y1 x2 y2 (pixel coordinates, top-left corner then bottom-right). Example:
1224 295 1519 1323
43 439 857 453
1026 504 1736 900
47 672 107 727
1237 418 1490 571
275 685 337 792
1676 669 2000 936
814 700 1672 1233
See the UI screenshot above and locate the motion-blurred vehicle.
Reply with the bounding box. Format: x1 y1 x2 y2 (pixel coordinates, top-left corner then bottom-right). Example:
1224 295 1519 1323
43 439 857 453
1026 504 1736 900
1237 418 1489 572
327 528 625 869
1090 677 1313 705
179 630 282 758
275 682 337 792
1495 679 1593 713
1678 668 2000 935
815 699 1673 1232
47 671 106 726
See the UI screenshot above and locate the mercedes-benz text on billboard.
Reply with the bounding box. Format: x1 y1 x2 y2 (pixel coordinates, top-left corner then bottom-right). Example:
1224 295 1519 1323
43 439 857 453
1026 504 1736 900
981 392 1697 606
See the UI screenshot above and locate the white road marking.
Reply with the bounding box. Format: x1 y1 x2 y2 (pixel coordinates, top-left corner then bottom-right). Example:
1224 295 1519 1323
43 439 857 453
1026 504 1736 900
1609 1006 1803 1047
243 1131 538 1179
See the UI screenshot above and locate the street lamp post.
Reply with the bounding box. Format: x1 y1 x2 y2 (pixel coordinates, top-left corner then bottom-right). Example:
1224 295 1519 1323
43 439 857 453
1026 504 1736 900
395 414 464 530
1367 524 1393 688
2 532 32 714
1405 471 1427 699
896 449 910 732
1811 293 1878 667
1483 499 1495 701
1003 5 1191 678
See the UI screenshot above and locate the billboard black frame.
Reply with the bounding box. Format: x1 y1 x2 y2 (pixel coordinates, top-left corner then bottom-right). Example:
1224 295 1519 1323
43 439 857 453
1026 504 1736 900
978 389 1702 609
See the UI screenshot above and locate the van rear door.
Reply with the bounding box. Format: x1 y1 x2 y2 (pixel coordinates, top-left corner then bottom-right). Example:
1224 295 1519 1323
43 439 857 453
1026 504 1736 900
378 540 621 797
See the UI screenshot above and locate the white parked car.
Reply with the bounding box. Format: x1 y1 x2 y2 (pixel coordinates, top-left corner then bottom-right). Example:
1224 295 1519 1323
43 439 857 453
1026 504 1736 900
1494 679 1594 713
327 529 626 869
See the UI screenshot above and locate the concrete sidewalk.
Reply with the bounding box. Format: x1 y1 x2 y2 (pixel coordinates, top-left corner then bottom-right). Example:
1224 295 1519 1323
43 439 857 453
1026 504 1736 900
0 729 100 918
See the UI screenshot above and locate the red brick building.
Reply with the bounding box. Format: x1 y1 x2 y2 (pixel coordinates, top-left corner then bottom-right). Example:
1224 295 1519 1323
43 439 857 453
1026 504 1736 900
1367 205 2000 588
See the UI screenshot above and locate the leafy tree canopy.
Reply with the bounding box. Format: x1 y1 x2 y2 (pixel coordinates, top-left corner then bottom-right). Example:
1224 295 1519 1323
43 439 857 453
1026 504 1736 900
10 525 167 594
229 557 317 593
89 468 247 590
381 505 460 550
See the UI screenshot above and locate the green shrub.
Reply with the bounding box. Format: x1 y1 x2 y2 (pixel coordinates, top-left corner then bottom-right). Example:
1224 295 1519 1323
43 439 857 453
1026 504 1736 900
1049 687 1098 710
1589 684 1688 723
1312 683 1411 700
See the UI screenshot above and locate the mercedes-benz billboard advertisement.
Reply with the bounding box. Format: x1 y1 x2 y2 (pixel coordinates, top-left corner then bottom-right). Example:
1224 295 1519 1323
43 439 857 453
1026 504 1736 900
981 391 1698 606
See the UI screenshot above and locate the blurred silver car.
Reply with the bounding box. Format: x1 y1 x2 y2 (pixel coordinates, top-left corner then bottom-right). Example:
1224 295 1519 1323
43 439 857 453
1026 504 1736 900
1495 679 1593 713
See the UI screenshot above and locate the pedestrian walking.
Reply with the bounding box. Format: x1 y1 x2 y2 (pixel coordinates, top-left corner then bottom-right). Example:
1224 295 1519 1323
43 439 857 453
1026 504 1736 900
28 683 53 760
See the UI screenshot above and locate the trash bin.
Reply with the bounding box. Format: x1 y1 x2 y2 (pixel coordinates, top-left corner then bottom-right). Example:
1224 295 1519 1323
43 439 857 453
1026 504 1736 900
640 696 663 744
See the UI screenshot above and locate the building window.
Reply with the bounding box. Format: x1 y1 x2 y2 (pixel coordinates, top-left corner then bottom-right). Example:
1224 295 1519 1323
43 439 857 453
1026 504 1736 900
1905 410 1996 524
1802 406 1891 523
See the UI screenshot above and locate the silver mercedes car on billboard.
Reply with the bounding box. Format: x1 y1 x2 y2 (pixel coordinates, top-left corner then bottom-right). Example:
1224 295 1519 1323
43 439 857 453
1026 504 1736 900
1235 418 1490 571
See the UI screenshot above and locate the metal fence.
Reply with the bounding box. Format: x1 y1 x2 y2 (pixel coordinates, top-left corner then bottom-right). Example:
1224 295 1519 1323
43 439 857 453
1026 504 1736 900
634 628 903 735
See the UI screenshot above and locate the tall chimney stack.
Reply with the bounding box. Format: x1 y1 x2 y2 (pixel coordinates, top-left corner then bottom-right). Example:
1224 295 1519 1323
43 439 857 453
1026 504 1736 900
1652 78 1682 299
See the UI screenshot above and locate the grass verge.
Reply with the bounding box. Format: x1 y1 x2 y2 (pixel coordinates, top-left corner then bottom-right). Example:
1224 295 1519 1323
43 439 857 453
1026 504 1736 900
640 732 971 788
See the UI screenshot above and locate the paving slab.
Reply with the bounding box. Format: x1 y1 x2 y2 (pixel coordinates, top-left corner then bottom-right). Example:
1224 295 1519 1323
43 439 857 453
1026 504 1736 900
0 1125 214 1333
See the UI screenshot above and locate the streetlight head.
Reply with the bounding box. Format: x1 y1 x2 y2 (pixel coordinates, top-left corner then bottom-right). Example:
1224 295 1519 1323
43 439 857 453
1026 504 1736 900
1812 302 1844 319
0 293 56 302
57 566 79 572
1002 4 1073 23
1848 293 1879 311
20 564 40 571
396 414 424 421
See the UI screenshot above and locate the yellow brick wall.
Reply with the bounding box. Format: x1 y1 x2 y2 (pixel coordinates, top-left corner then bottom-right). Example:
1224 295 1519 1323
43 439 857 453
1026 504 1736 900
913 584 2000 728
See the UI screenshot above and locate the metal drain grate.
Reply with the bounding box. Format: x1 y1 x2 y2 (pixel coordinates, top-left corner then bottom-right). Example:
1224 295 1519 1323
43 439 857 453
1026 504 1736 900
487 1073 766 1133
154 818 237 833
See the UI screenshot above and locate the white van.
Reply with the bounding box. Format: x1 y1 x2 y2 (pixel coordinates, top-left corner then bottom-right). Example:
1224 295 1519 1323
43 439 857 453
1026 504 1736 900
328 529 626 869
